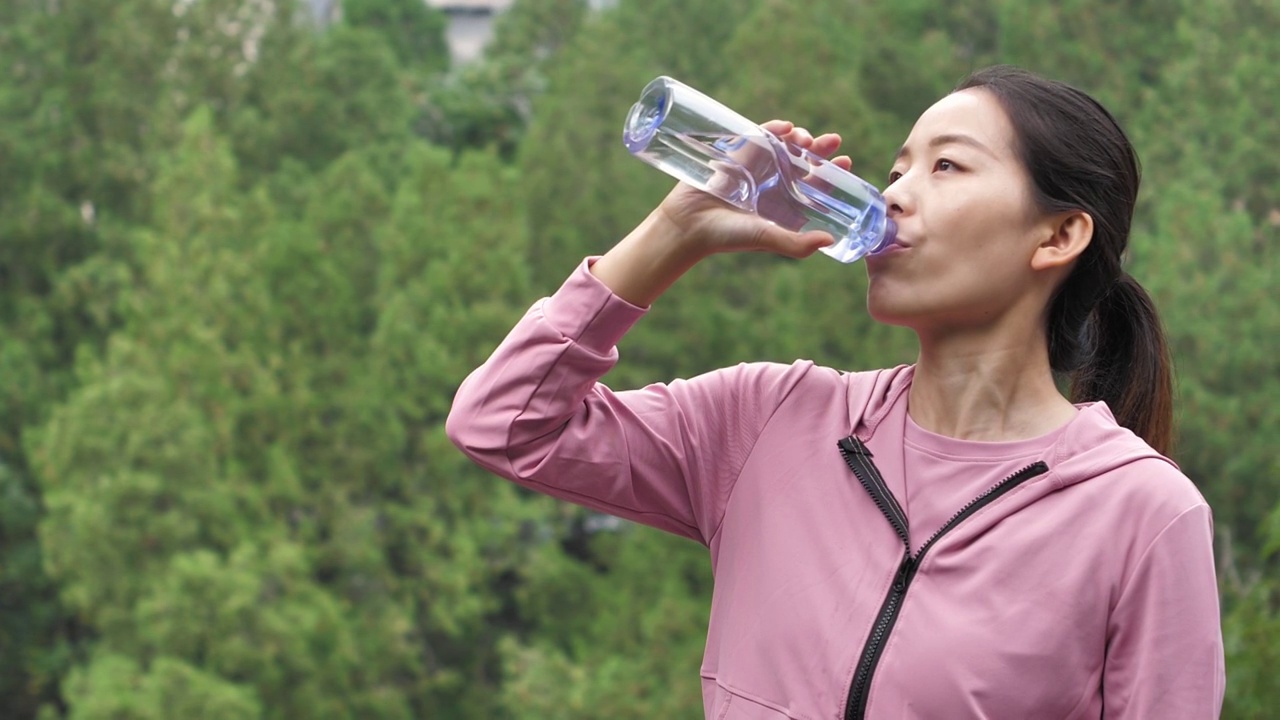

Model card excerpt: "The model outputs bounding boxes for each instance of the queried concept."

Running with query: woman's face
[866,89,1053,334]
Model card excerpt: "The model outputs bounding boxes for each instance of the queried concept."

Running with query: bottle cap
[623,78,671,154]
[872,217,899,254]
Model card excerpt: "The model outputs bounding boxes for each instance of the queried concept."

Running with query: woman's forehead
[901,89,1016,159]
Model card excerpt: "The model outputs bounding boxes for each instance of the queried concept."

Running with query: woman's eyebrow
[894,133,997,162]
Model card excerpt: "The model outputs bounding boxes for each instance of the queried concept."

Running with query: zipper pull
[893,554,913,593]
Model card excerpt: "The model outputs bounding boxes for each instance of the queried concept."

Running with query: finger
[785,126,814,147]
[761,119,794,136]
[759,225,834,259]
[832,155,853,171]
[788,230,836,258]
[810,133,842,158]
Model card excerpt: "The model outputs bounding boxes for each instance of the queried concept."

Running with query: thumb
[761,225,835,258]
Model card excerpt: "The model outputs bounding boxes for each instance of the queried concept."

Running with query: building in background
[306,0,618,67]
[426,0,514,65]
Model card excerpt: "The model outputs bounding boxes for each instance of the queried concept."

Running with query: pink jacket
[446,259,1225,719]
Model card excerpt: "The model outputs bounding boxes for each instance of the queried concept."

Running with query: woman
[447,66,1225,719]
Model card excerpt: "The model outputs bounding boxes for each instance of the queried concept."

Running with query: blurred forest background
[0,0,1276,717]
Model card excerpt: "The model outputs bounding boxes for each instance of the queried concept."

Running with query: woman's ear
[1031,210,1093,271]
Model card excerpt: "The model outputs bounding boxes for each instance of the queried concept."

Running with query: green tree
[497,528,710,718]
[608,0,762,89]
[62,653,262,720]
[32,109,407,718]
[1222,502,1280,718]
[367,142,545,715]
[32,105,553,716]
[515,13,665,287]
[0,0,296,712]
[232,24,413,177]
[419,0,590,156]
[342,0,450,73]
[1124,0,1280,554]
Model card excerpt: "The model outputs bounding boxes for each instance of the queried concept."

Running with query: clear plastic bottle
[623,76,897,263]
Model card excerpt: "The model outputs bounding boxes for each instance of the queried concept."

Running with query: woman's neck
[908,326,1077,442]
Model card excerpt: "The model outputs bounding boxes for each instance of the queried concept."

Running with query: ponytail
[1068,274,1175,456]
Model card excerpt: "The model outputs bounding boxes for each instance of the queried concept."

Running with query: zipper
[837,435,1049,720]
[838,437,909,548]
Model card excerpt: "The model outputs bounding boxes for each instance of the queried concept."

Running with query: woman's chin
[867,285,926,327]
[866,302,922,329]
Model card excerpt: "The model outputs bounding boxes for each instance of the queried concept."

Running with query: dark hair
[955,65,1174,456]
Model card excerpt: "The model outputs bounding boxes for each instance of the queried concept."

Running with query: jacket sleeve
[1103,503,1226,718]
[445,258,810,545]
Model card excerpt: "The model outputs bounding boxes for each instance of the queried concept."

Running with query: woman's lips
[870,232,911,257]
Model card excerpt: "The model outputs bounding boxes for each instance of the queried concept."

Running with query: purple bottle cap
[875,217,899,254]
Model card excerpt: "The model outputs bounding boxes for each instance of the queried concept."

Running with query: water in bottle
[623,76,897,263]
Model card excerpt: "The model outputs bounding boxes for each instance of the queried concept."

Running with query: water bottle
[623,76,897,263]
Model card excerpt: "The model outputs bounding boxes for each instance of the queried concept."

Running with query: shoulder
[704,361,908,402]
[1052,403,1213,553]
[1069,444,1213,564]
[678,359,836,407]
[664,362,913,436]
[1056,403,1208,515]
[1104,455,1211,527]
[701,362,914,434]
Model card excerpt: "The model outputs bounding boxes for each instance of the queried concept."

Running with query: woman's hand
[591,120,852,307]
[654,120,854,260]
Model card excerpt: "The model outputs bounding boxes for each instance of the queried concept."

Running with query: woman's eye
[935,158,957,172]
[887,170,903,184]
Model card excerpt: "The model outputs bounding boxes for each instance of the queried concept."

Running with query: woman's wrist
[589,208,708,307]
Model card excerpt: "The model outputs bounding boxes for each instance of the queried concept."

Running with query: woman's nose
[883,182,909,217]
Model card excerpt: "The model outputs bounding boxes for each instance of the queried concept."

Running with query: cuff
[541,257,648,355]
